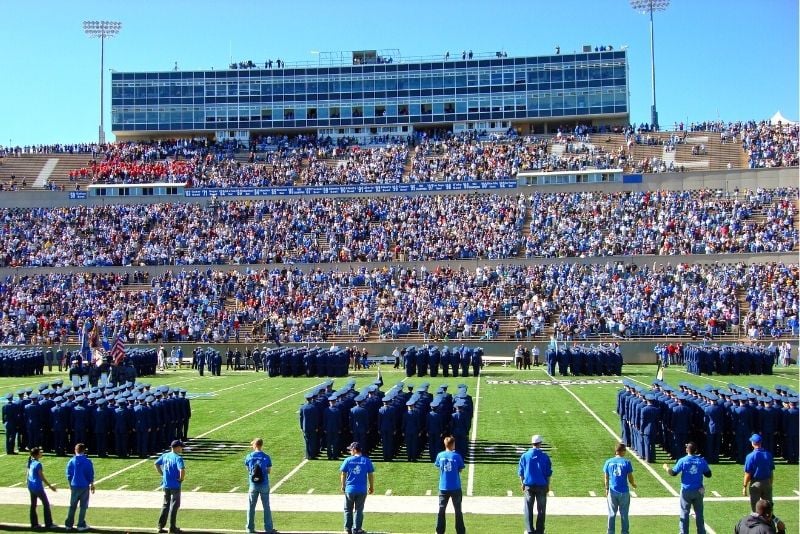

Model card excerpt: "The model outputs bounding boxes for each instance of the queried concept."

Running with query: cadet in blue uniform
[2,392,18,454]
[403,396,422,462]
[350,396,369,455]
[440,348,451,378]
[378,394,396,461]
[114,398,130,458]
[299,392,320,460]
[324,396,341,460]
[427,398,445,462]
[451,400,470,460]
[638,394,660,463]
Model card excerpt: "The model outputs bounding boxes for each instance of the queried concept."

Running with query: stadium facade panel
[111,50,629,140]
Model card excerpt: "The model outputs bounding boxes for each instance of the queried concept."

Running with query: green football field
[0,363,797,533]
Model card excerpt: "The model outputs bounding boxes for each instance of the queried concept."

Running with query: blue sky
[1,0,797,146]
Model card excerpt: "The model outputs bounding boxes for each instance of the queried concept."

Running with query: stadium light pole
[83,20,122,144]
[630,0,669,130]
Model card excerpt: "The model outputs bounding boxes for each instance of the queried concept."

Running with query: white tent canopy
[770,111,797,125]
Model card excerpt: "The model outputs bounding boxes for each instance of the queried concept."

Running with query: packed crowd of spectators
[0,261,794,345]
[0,188,794,267]
[522,187,798,257]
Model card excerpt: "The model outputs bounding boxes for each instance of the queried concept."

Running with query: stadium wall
[2,167,796,209]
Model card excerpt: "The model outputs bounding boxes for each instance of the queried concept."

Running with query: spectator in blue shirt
[244,437,276,534]
[27,447,55,530]
[339,441,375,534]
[603,443,637,534]
[65,443,95,531]
[155,439,186,534]
[518,434,552,534]
[434,436,466,534]
[743,433,775,512]
[663,441,712,534]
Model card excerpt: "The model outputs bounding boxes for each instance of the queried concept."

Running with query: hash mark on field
[154,486,162,492]
[9,482,21,488]
[506,490,513,497]
[306,488,315,494]
[711,491,721,497]
[116,485,128,490]
[385,489,393,496]
[589,491,596,497]
[565,411,570,413]
[192,486,202,492]
[548,490,555,497]
[228,487,239,493]
[519,410,524,414]
[542,410,547,414]
[794,490,800,496]
[630,491,637,498]
[425,490,432,496]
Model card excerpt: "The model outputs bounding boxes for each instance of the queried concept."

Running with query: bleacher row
[1,261,796,346]
[0,187,795,267]
[0,120,797,190]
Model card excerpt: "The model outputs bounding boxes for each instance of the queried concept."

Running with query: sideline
[271,459,309,493]
[466,375,482,496]
[558,382,718,534]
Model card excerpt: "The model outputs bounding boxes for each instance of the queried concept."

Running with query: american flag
[110,334,126,366]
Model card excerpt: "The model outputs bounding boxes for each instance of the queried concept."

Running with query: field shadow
[181,437,250,461]
[469,439,545,464]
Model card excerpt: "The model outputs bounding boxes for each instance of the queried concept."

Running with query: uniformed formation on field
[190,346,354,377]
[401,345,484,377]
[299,379,474,463]
[545,343,624,376]
[617,379,799,465]
[0,347,158,378]
[681,343,777,375]
[2,380,191,458]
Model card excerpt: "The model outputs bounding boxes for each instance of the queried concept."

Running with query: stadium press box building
[111,48,629,142]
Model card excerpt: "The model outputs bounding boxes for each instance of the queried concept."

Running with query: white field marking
[466,376,482,497]
[496,411,501,414]
[548,490,555,497]
[96,381,322,486]
[191,486,201,492]
[542,411,547,413]
[425,490,432,496]
[385,489,393,496]
[794,490,800,496]
[558,383,678,497]
[507,490,513,497]
[116,485,128,490]
[153,486,162,491]
[711,491,721,497]
[630,490,638,498]
[519,410,524,413]
[672,369,730,385]
[306,488,315,494]
[270,458,309,493]
[9,482,22,488]
[589,490,597,497]
[228,487,239,493]
[565,411,570,413]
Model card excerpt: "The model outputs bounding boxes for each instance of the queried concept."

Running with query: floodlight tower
[630,0,669,130]
[83,20,122,144]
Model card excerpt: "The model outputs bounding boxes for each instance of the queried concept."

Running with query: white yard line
[466,376,482,497]
[228,487,239,493]
[270,459,309,493]
[559,383,718,534]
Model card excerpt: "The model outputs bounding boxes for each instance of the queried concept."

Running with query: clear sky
[1,0,797,146]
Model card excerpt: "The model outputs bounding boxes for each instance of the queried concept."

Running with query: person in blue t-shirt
[603,443,637,534]
[65,443,95,531]
[518,434,553,534]
[27,447,56,530]
[244,437,276,534]
[434,436,466,534]
[155,439,186,534]
[339,441,375,534]
[742,433,775,512]
[663,441,712,534]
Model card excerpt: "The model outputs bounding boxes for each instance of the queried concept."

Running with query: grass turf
[0,363,797,533]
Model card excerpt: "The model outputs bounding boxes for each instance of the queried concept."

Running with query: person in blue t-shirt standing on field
[663,441,712,534]
[244,437,276,534]
[742,433,775,512]
[65,443,95,532]
[518,434,552,534]
[434,435,466,534]
[603,442,636,534]
[155,439,186,534]
[27,447,56,530]
[339,441,375,534]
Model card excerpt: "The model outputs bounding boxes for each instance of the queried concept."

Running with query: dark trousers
[436,489,465,534]
[523,484,548,534]
[158,488,181,531]
[29,489,53,528]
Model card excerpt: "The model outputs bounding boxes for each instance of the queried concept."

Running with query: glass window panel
[551,69,563,83]
[491,72,503,85]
